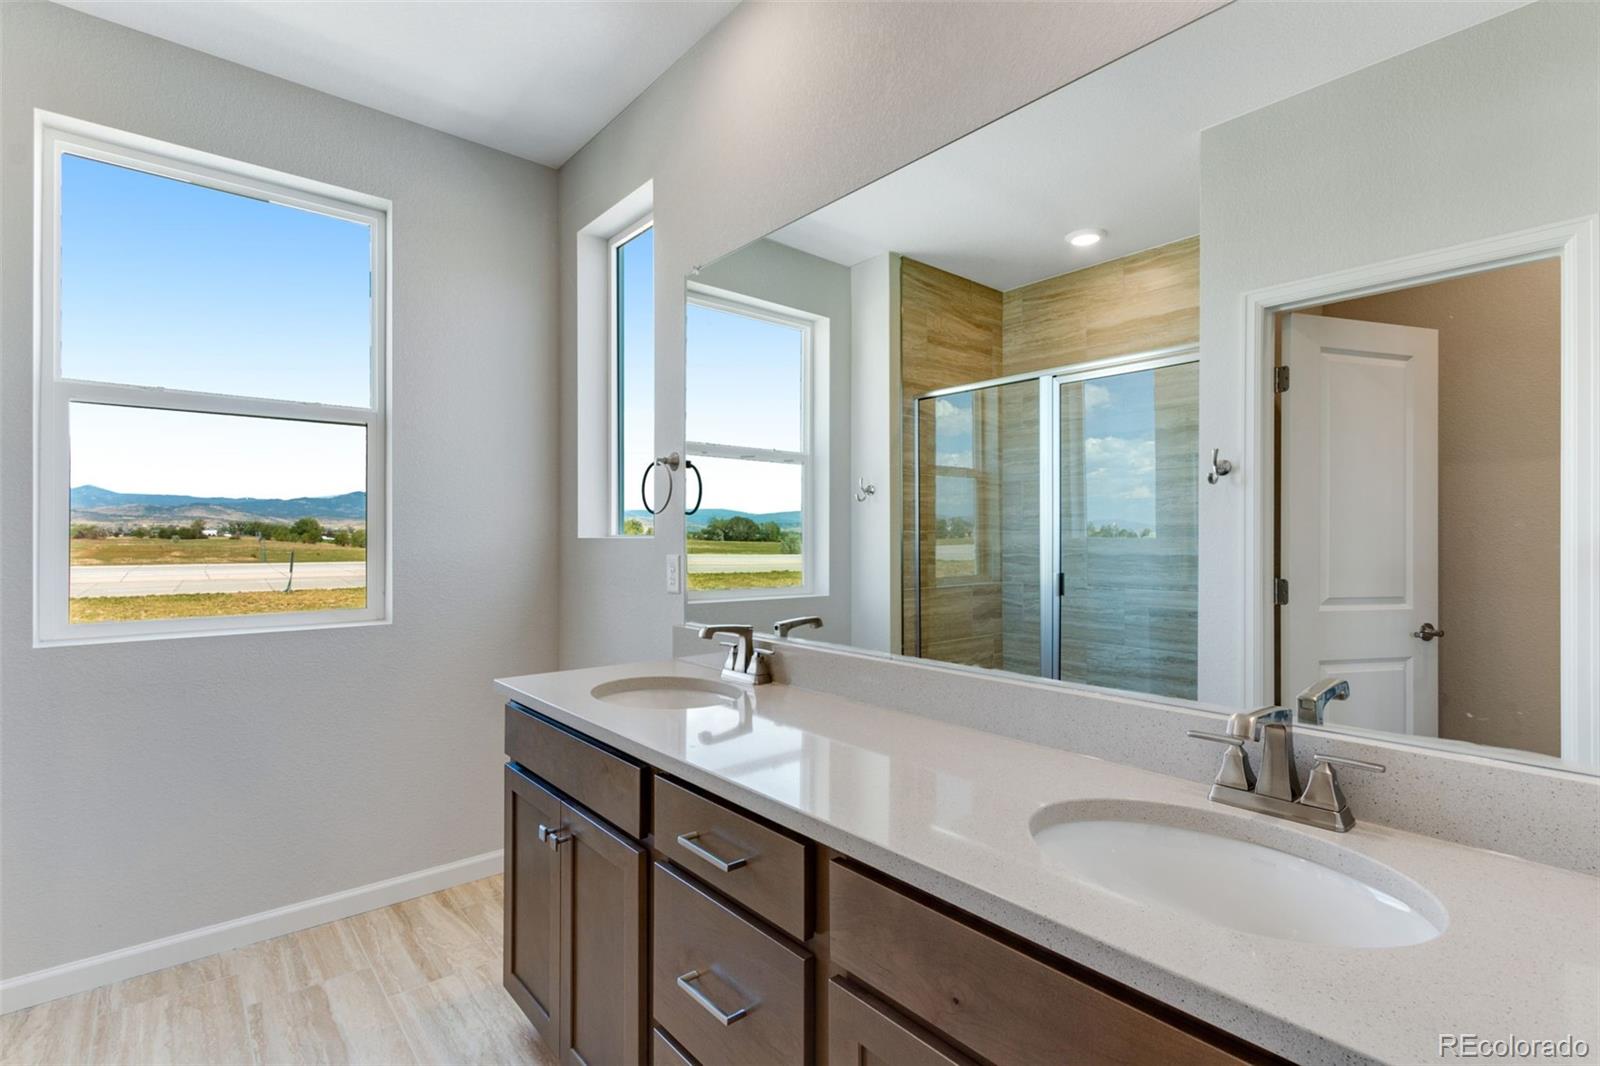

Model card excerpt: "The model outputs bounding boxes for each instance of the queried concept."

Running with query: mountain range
[70,485,366,525]
[624,507,802,531]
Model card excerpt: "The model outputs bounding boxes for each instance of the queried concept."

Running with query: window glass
[616,225,655,534]
[68,404,367,624]
[686,302,803,451]
[684,455,802,593]
[59,154,372,407]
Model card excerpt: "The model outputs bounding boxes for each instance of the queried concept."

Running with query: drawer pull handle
[537,823,571,850]
[676,969,751,1025]
[676,831,749,872]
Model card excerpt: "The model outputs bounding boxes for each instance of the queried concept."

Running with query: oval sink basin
[590,675,747,710]
[1030,801,1444,948]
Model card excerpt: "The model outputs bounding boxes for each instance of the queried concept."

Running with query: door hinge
[1057,572,1065,597]
[1274,366,1290,393]
[1272,578,1289,606]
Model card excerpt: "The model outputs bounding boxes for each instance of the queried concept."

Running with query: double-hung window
[684,287,817,598]
[35,114,389,644]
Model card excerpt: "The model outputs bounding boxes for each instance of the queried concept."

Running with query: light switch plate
[665,553,681,594]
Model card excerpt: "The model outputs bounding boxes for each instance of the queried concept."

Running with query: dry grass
[70,587,367,623]
[685,540,788,555]
[71,536,366,566]
[686,570,804,591]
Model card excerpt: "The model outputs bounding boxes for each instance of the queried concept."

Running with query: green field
[69,587,366,623]
[685,540,787,555]
[71,537,366,566]
[686,571,803,591]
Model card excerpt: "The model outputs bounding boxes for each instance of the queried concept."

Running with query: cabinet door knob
[537,823,571,850]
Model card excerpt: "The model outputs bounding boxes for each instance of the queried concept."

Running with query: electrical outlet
[665,553,681,594]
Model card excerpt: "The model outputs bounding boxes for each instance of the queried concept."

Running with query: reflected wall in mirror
[683,0,1600,773]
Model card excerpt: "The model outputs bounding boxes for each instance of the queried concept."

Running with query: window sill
[35,610,390,649]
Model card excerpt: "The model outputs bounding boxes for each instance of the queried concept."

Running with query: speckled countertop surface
[496,661,1600,1065]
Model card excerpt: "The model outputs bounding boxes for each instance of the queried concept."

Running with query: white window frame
[609,214,654,536]
[33,112,392,646]
[685,285,820,602]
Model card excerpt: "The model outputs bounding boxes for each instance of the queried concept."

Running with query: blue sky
[684,300,804,515]
[1080,371,1158,529]
[617,226,655,522]
[62,153,370,499]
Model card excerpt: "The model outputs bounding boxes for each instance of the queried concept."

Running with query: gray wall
[687,238,853,638]
[555,0,1221,668]
[0,3,560,978]
[1196,0,1600,706]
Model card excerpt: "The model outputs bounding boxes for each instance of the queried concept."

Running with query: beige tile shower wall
[899,241,1202,668]
[1320,259,1561,756]
[1001,236,1199,374]
[899,258,1003,658]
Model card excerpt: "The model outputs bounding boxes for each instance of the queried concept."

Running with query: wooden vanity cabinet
[503,704,648,1065]
[503,700,1280,1066]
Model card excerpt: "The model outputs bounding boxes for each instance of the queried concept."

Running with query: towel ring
[640,454,679,516]
[685,459,703,516]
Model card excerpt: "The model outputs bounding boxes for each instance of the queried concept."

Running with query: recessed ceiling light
[1066,228,1106,248]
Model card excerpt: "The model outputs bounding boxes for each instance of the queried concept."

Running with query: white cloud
[1083,383,1111,411]
[1081,435,1157,526]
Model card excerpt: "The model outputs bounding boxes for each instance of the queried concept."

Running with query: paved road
[70,561,366,597]
[686,553,801,574]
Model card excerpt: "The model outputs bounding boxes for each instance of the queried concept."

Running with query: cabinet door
[503,765,563,1051]
[558,798,647,1066]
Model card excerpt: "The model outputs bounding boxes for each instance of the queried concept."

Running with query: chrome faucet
[772,615,823,639]
[1297,677,1351,724]
[694,623,773,685]
[1187,681,1383,831]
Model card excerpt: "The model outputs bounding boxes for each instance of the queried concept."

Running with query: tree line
[71,518,366,547]
[688,515,801,553]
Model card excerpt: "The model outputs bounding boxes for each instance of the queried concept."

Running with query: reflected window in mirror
[685,288,816,598]
[613,219,654,536]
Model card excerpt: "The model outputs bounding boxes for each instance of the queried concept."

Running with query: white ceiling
[769,1,1527,291]
[56,0,737,167]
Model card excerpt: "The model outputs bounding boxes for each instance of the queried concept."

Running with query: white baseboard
[0,849,504,1015]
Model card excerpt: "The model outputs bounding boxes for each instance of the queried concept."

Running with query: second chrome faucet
[1188,679,1384,832]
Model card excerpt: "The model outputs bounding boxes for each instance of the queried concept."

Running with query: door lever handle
[1411,622,1444,642]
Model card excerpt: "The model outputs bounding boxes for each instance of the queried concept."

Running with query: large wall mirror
[677,0,1600,774]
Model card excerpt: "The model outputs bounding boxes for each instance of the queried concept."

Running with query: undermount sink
[590,675,747,710]
[1030,800,1444,948]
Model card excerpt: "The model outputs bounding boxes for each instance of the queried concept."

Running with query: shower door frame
[912,343,1200,679]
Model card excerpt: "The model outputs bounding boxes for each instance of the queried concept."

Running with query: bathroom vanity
[495,661,1599,1066]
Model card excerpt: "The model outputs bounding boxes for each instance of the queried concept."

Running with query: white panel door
[1282,313,1439,736]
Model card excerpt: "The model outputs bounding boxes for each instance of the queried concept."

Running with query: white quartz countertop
[495,660,1600,1065]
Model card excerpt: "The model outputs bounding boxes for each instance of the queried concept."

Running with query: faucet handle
[1299,754,1385,814]
[1313,754,1385,774]
[1187,730,1256,791]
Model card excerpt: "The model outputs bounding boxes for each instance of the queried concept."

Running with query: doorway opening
[1272,257,1561,756]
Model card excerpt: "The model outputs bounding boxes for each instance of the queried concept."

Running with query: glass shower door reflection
[914,379,1041,674]
[1057,362,1199,698]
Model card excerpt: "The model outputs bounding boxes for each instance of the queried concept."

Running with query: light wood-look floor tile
[0,876,553,1066]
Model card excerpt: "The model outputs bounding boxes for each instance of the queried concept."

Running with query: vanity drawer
[828,976,977,1066]
[651,861,812,1066]
[651,1027,698,1066]
[504,702,644,838]
[653,775,811,940]
[829,860,1265,1065]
